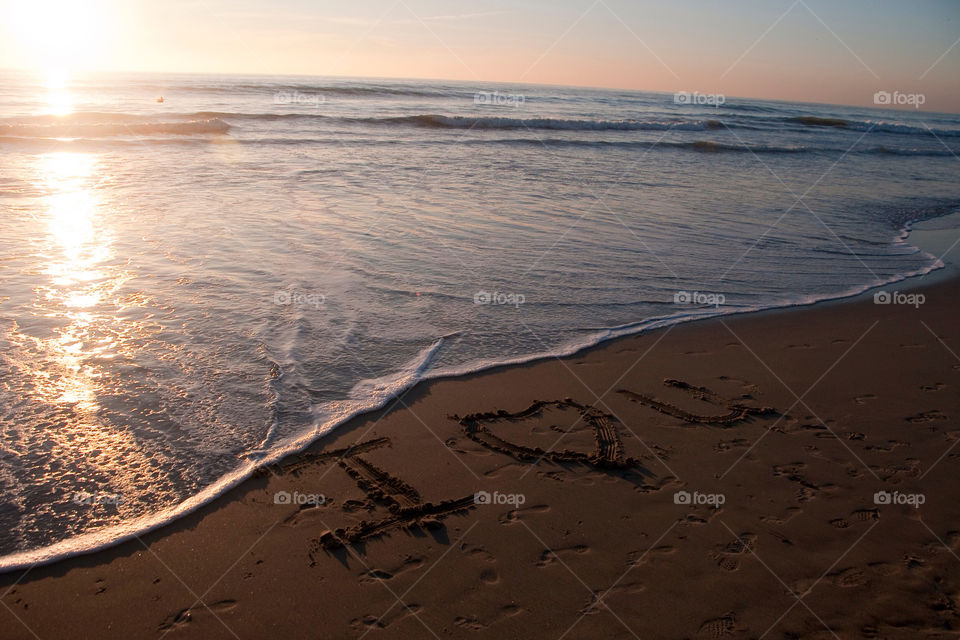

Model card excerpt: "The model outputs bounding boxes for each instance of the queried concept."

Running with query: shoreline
[1,229,958,637]
[0,214,957,575]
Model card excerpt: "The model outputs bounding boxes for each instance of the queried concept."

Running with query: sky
[1,0,958,112]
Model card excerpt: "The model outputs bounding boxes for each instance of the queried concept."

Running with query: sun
[3,0,112,79]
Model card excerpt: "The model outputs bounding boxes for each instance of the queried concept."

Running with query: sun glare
[5,0,111,77]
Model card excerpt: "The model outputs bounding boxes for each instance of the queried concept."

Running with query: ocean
[0,70,958,570]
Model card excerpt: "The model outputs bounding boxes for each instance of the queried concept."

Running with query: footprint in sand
[713,533,757,572]
[793,566,867,593]
[158,600,238,632]
[454,604,525,631]
[696,612,739,638]
[459,543,500,584]
[460,543,496,564]
[626,544,677,568]
[454,615,485,631]
[351,604,424,632]
[865,439,909,454]
[922,530,960,556]
[715,438,750,452]
[579,582,646,616]
[761,507,802,526]
[829,567,869,588]
[764,528,794,546]
[359,555,426,584]
[499,504,550,525]
[479,568,499,584]
[681,505,724,526]
[907,410,948,424]
[772,462,806,477]
[537,470,567,483]
[536,544,590,568]
[830,508,879,529]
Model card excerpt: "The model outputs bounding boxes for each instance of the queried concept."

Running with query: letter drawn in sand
[450,379,777,466]
[452,399,640,469]
[267,437,476,558]
[616,379,776,426]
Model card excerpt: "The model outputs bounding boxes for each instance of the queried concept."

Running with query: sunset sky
[1,0,958,111]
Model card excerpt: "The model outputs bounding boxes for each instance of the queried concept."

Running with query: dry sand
[1,274,958,639]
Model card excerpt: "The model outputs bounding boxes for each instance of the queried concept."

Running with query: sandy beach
[1,268,957,639]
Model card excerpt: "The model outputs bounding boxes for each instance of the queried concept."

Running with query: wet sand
[1,273,959,639]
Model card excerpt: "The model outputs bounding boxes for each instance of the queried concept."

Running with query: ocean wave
[431,137,955,157]
[3,133,956,157]
[0,118,230,138]
[359,114,725,131]
[190,112,728,131]
[789,115,960,137]
[475,138,811,153]
[15,110,958,140]
[791,116,849,127]
[0,111,725,132]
